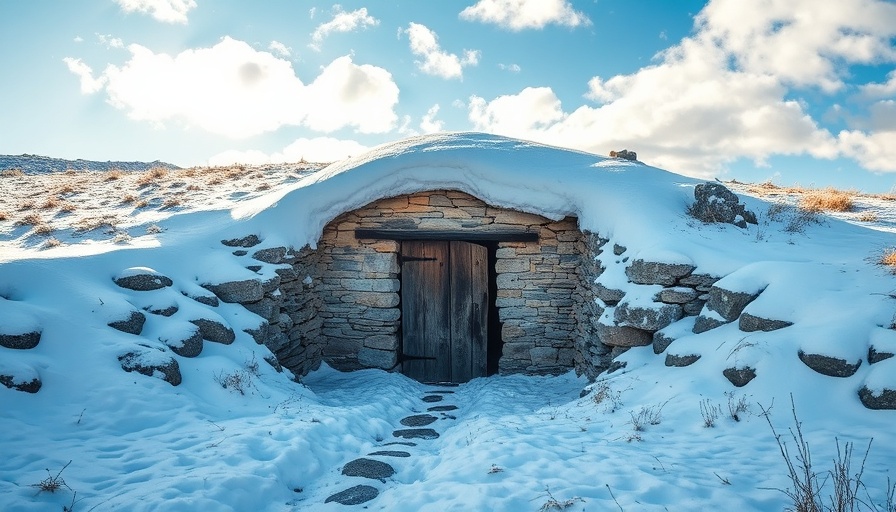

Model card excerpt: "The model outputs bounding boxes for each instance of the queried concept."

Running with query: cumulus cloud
[468,0,896,176]
[62,58,107,94]
[310,6,379,51]
[97,34,124,49]
[406,23,480,80]
[498,63,521,73]
[268,41,292,58]
[420,104,444,133]
[114,0,196,24]
[64,37,398,138]
[208,137,369,166]
[459,0,590,30]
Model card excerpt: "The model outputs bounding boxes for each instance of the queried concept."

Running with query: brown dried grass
[1,169,25,177]
[881,249,896,269]
[0,210,9,221]
[17,213,42,226]
[136,167,168,186]
[32,223,54,235]
[105,169,124,181]
[798,187,855,213]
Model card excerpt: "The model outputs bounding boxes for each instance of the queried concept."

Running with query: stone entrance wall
[315,190,586,376]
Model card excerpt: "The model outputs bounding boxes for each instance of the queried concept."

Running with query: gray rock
[108,311,146,335]
[652,331,675,354]
[868,346,894,364]
[594,283,626,305]
[325,485,379,505]
[595,323,653,347]
[665,353,701,367]
[368,450,411,458]
[705,286,763,322]
[693,315,728,334]
[683,299,706,316]
[606,360,627,374]
[393,428,439,440]
[655,288,700,304]
[146,304,178,317]
[421,395,443,403]
[690,182,758,227]
[798,351,861,377]
[0,373,41,393]
[626,260,696,286]
[400,414,437,427]
[358,347,397,369]
[189,318,235,344]
[723,367,756,387]
[221,234,261,248]
[613,244,627,255]
[201,279,264,304]
[0,330,41,350]
[858,386,896,410]
[739,312,792,332]
[341,458,395,481]
[113,270,173,291]
[183,291,219,307]
[159,327,203,358]
[428,405,458,412]
[614,302,683,332]
[252,246,287,264]
[118,347,181,386]
[243,322,269,345]
[678,273,720,291]
[242,298,278,322]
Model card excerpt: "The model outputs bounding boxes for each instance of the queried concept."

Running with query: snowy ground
[2,133,896,511]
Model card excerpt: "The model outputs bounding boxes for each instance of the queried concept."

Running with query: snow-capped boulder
[252,246,287,264]
[689,182,757,228]
[157,322,204,358]
[0,304,42,349]
[625,259,696,286]
[723,367,756,387]
[0,361,41,393]
[859,359,896,409]
[797,350,862,378]
[118,345,182,386]
[113,267,173,291]
[107,310,146,335]
[705,285,763,322]
[738,312,792,332]
[201,279,264,304]
[595,324,652,348]
[665,353,700,367]
[221,234,261,248]
[594,283,625,306]
[868,327,896,364]
[189,318,235,344]
[614,301,683,332]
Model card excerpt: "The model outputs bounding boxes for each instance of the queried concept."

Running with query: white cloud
[467,0,896,176]
[420,104,444,133]
[62,58,107,94]
[73,36,84,43]
[268,41,292,58]
[208,137,369,166]
[310,6,379,51]
[114,0,196,24]
[406,23,480,80]
[459,0,590,30]
[65,37,398,138]
[498,63,521,73]
[695,0,896,92]
[97,34,124,49]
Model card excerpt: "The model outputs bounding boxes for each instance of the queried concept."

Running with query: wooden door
[400,241,488,383]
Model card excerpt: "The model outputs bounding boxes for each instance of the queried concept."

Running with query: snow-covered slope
[1,133,895,511]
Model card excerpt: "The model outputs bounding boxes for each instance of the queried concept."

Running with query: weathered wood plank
[400,241,427,381]
[450,241,474,383]
[423,242,451,382]
[357,229,537,242]
[470,243,489,379]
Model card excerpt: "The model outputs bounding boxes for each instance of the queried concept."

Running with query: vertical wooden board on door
[469,242,489,379]
[423,241,451,383]
[449,241,474,382]
[399,241,427,381]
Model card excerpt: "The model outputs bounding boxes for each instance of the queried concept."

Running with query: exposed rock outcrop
[689,182,757,228]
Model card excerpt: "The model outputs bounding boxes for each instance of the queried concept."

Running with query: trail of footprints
[324,390,459,506]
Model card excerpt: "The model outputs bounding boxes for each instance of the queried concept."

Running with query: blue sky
[2,0,896,192]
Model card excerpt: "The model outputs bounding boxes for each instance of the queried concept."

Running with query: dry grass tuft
[122,194,138,204]
[161,196,182,209]
[43,237,62,249]
[17,213,43,226]
[19,200,35,211]
[41,197,59,209]
[136,167,168,186]
[798,188,855,213]
[256,183,271,191]
[56,183,77,195]
[1,169,25,177]
[857,211,879,222]
[105,169,124,181]
[0,210,9,221]
[32,223,54,235]
[880,248,896,270]
[59,202,77,213]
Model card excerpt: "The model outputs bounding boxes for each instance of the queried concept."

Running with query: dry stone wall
[317,190,585,376]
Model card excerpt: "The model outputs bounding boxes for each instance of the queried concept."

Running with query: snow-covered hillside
[0,154,180,175]
[1,133,895,511]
